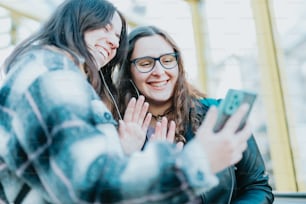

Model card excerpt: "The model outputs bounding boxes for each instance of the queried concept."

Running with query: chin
[151,96,171,103]
[99,63,108,69]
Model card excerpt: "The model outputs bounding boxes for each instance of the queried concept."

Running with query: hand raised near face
[118,95,152,155]
[195,104,252,173]
[150,117,184,151]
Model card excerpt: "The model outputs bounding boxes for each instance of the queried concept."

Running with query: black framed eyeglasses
[130,52,179,73]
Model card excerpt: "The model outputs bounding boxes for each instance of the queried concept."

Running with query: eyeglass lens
[134,53,177,73]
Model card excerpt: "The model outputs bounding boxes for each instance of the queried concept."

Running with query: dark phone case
[213,89,257,132]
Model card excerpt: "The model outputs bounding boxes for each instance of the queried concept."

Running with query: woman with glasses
[116,25,274,203]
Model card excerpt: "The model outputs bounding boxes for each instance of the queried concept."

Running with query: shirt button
[104,112,112,120]
[196,170,204,181]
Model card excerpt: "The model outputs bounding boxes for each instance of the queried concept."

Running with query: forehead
[132,35,174,58]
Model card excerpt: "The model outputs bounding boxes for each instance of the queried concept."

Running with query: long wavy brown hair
[116,25,206,143]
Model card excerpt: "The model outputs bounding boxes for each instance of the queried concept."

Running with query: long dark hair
[116,26,206,143]
[4,0,127,106]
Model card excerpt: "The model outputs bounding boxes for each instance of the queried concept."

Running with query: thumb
[197,106,218,136]
[176,142,184,151]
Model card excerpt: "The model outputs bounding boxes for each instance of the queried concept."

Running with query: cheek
[132,74,145,87]
[84,33,93,47]
[168,68,179,82]
[173,71,179,81]
[131,71,146,88]
[111,50,117,59]
[131,68,140,82]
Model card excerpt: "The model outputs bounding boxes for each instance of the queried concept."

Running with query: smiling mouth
[95,45,110,58]
[98,49,108,58]
[149,80,168,87]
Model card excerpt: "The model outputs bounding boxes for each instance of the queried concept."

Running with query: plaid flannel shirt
[0,47,217,204]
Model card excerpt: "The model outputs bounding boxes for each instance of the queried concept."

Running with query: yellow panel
[0,0,49,21]
[185,0,207,93]
[251,0,297,191]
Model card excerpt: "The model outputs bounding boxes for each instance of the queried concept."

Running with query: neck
[151,109,173,122]
[149,102,173,122]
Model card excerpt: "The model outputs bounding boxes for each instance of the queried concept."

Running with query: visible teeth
[99,49,108,58]
[151,81,167,87]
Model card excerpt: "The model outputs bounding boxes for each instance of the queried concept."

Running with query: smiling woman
[129,34,179,110]
[84,18,121,69]
[116,25,274,203]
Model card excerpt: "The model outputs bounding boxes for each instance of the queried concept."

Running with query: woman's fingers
[124,95,150,126]
[150,120,177,144]
[166,120,176,143]
[123,95,149,128]
[233,123,251,155]
[160,117,168,140]
[138,101,149,124]
[176,142,184,151]
[123,97,136,122]
[195,103,254,173]
[151,121,161,141]
[221,103,249,133]
[118,120,126,138]
[142,113,152,132]
[132,95,145,122]
[198,106,218,135]
[200,103,249,138]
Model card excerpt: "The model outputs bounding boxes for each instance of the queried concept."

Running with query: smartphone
[213,89,257,133]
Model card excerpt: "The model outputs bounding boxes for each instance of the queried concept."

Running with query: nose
[151,60,165,75]
[107,34,119,49]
